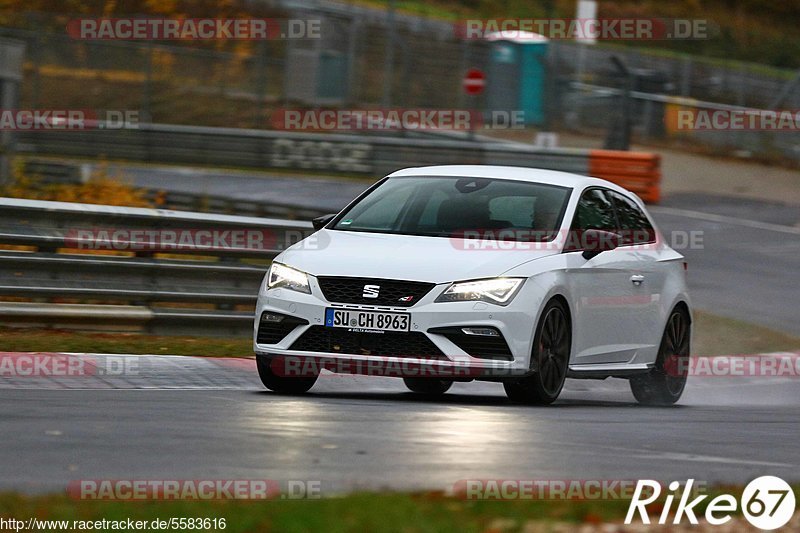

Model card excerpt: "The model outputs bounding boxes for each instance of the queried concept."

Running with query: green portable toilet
[485,31,549,126]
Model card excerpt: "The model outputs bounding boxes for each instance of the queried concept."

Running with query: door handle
[630,275,645,286]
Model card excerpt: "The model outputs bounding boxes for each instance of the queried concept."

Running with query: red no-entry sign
[463,68,486,96]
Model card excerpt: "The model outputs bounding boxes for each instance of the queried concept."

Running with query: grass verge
[2,485,797,532]
[0,490,688,533]
[0,328,252,357]
[692,310,800,356]
[0,310,797,358]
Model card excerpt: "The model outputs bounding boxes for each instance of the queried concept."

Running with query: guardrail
[15,122,662,202]
[0,197,314,336]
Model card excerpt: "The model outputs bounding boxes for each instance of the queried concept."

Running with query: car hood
[277,229,559,284]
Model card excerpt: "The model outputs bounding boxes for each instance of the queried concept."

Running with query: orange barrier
[588,150,662,203]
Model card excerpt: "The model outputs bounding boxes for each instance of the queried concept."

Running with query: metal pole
[31,34,40,109]
[680,57,692,97]
[141,42,152,123]
[381,0,395,107]
[0,38,25,186]
[543,0,555,130]
[346,17,359,104]
[604,55,632,150]
[254,41,267,129]
[458,39,467,110]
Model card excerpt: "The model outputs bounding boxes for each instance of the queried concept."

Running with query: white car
[254,165,691,405]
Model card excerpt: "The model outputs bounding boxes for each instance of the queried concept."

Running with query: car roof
[386,165,630,196]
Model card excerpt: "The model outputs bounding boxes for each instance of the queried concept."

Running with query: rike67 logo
[626,476,796,530]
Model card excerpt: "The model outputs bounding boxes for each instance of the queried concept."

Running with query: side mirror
[312,213,337,231]
[581,229,621,260]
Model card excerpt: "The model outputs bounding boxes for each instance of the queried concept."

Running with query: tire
[403,377,453,395]
[629,307,691,406]
[504,299,571,405]
[256,354,318,394]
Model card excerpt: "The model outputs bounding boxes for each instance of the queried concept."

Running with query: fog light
[261,313,285,323]
[461,327,500,337]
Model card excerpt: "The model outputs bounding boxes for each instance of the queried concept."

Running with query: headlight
[436,277,525,305]
[267,263,311,294]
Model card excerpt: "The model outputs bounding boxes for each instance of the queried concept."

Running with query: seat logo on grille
[362,284,380,298]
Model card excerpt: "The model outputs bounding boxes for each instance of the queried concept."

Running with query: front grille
[290,326,447,359]
[316,277,435,307]
[428,327,513,360]
[256,312,309,344]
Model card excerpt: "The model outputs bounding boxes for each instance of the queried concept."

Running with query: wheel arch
[549,294,574,364]
[549,294,572,328]
[672,300,692,322]
[669,300,693,354]
[529,292,573,369]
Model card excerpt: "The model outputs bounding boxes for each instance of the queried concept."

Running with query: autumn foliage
[1,161,154,208]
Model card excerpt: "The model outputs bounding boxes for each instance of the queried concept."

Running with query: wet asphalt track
[1,354,799,494]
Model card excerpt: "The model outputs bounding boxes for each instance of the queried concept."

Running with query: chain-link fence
[1,6,799,160]
[550,41,800,109]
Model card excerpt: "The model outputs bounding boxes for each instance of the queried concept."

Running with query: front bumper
[253,278,543,378]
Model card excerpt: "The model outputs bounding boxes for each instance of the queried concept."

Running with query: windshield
[332,176,571,241]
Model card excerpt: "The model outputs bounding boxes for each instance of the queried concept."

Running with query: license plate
[325,308,410,332]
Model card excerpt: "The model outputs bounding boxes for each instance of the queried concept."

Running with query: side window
[571,189,617,232]
[609,191,656,245]
[566,188,617,251]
